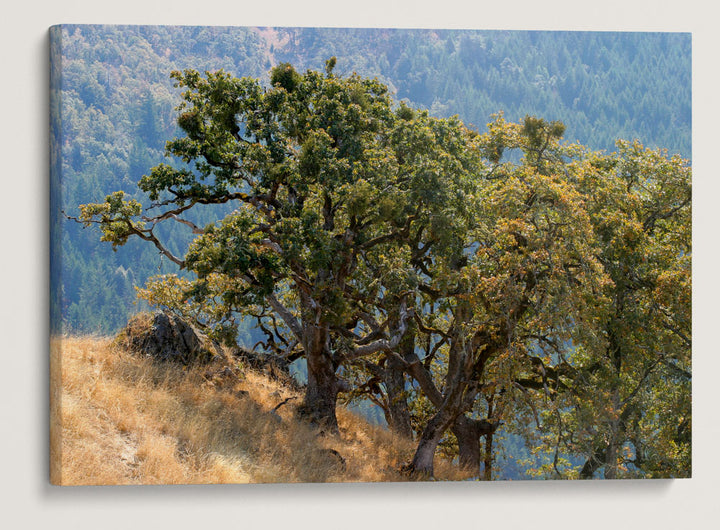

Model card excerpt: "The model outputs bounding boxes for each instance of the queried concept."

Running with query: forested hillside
[51,25,691,336]
[51,25,691,482]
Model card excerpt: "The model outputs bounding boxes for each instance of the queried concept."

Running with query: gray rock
[124,311,212,365]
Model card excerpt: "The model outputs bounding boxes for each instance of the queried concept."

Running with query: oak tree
[77,63,691,480]
[79,62,480,434]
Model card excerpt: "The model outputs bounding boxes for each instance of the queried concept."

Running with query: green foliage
[136,274,242,345]
[55,26,691,479]
[54,26,690,338]
[510,139,692,479]
[270,62,302,91]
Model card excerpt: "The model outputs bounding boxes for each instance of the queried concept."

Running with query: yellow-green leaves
[78,191,143,247]
[76,62,691,474]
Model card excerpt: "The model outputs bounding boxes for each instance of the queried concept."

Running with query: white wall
[2,1,718,528]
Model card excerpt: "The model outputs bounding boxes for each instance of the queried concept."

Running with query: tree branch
[129,223,186,267]
[265,293,303,343]
[343,300,411,361]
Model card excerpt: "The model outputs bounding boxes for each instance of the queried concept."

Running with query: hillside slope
[50,336,467,485]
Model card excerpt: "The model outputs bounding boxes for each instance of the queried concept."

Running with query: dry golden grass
[50,336,469,485]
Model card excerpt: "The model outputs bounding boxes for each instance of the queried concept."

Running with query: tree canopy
[77,61,691,479]
[51,26,691,338]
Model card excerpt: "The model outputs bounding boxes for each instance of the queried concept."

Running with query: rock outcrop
[122,311,214,364]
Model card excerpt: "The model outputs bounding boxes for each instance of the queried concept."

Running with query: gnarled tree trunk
[453,416,480,473]
[298,322,341,433]
[410,410,457,477]
[385,353,413,439]
[302,352,340,433]
[384,327,417,439]
[453,415,499,475]
[483,428,494,481]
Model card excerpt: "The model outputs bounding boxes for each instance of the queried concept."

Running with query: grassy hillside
[50,336,468,485]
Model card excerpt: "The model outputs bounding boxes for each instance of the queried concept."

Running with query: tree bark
[385,354,413,439]
[580,446,607,479]
[383,325,417,439]
[302,350,340,433]
[406,314,485,478]
[483,429,494,481]
[298,322,340,433]
[452,415,498,474]
[453,416,480,472]
[410,410,456,478]
[604,394,620,479]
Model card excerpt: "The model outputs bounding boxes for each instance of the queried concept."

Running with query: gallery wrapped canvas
[50,25,691,484]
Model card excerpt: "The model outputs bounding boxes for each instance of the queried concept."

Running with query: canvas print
[50,25,691,484]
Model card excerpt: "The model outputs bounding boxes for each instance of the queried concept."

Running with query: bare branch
[272,396,297,413]
[143,200,197,220]
[128,222,186,267]
[512,381,541,429]
[265,293,303,343]
[166,214,204,234]
[359,214,417,250]
[343,300,411,361]
[260,239,283,254]
[413,312,452,340]
[403,352,444,408]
